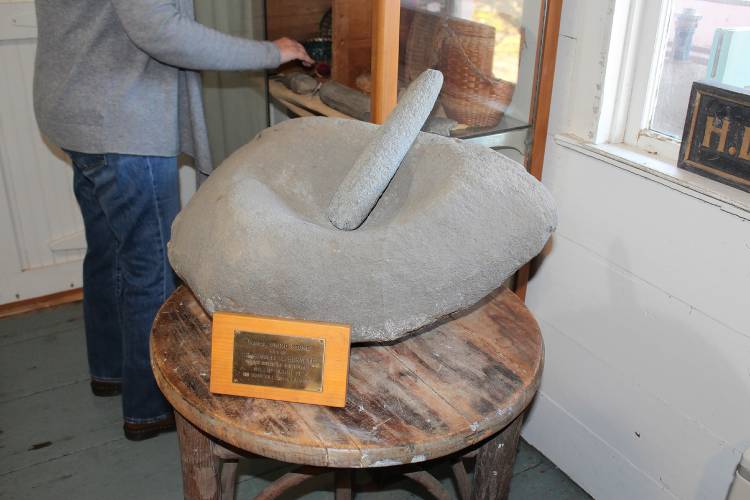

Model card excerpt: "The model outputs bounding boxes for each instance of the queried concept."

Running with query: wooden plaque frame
[210,312,351,407]
[678,80,750,193]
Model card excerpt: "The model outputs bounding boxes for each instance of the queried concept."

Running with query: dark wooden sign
[679,81,750,193]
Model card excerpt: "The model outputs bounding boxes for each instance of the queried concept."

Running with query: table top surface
[151,286,543,468]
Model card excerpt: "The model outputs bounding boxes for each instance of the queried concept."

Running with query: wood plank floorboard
[0,432,182,500]
[0,325,89,403]
[0,303,82,347]
[0,301,592,500]
[0,379,121,475]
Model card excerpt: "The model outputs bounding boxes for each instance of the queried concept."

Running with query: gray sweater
[33,0,281,175]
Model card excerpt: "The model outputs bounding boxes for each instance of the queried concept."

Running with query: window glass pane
[650,0,750,138]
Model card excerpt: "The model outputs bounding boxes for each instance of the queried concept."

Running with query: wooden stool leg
[404,471,452,500]
[470,415,524,500]
[175,411,221,500]
[335,469,353,500]
[452,456,472,500]
[220,459,239,500]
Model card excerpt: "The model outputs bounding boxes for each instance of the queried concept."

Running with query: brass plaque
[232,331,325,392]
[211,311,350,407]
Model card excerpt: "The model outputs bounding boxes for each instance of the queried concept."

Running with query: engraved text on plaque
[232,331,325,392]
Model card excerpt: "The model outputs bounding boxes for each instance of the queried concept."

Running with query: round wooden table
[151,286,543,500]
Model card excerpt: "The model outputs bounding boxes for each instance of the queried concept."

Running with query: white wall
[522,1,750,499]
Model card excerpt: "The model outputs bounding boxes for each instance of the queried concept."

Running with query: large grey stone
[168,117,557,343]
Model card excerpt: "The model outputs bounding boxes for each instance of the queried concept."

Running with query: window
[621,0,750,159]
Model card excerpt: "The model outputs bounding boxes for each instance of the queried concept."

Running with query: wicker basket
[401,9,518,128]
[402,10,445,82]
[319,8,332,39]
[439,19,515,127]
[440,78,515,127]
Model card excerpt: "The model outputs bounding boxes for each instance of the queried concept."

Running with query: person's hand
[273,37,314,66]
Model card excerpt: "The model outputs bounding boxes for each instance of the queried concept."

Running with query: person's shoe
[90,379,122,397]
[123,414,175,441]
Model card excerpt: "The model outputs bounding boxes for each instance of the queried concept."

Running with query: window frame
[615,0,750,160]
[619,0,682,160]
[555,0,750,213]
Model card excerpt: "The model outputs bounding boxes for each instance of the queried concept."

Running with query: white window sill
[554,134,750,219]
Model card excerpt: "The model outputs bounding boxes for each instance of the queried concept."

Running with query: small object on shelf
[319,81,372,121]
[356,72,372,94]
[422,116,457,136]
[303,37,332,63]
[678,80,750,193]
[314,62,331,79]
[673,8,701,61]
[279,73,320,95]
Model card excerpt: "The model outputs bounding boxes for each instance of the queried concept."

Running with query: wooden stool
[151,286,543,500]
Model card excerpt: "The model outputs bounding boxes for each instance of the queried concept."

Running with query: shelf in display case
[450,114,530,140]
[270,78,531,157]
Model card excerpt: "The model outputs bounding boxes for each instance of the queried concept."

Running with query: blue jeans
[67,151,179,424]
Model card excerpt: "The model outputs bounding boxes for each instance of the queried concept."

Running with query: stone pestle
[327,69,444,230]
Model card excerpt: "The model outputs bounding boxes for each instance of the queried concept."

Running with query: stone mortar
[169,116,557,343]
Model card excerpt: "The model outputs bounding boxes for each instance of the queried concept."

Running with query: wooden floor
[0,302,592,500]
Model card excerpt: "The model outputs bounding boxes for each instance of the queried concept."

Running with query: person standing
[33,0,312,441]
